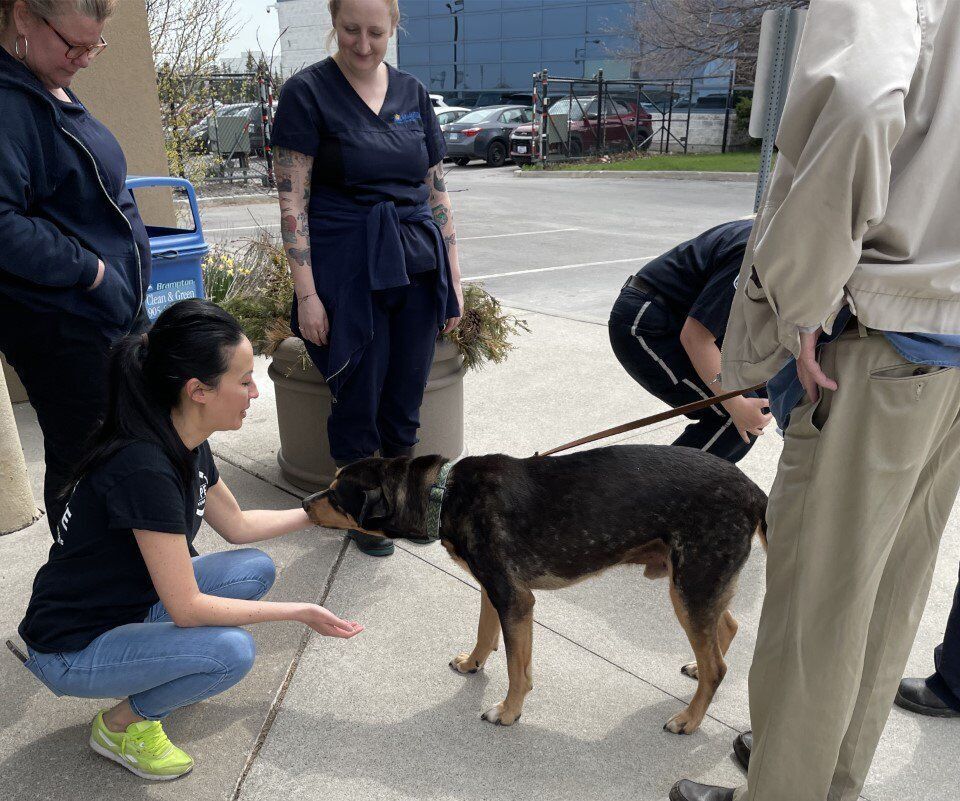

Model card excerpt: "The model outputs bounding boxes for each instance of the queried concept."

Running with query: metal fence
[162,71,277,190]
[526,69,750,167]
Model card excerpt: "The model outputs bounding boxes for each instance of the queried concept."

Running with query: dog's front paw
[481,702,520,726]
[680,661,698,680]
[449,652,484,674]
[663,707,702,735]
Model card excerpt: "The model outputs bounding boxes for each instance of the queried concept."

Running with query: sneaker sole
[89,735,193,781]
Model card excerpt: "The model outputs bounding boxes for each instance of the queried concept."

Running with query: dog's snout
[302,488,330,511]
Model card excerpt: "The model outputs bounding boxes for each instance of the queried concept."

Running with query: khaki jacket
[721,0,960,389]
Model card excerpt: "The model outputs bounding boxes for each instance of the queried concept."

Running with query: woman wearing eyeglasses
[0,0,150,538]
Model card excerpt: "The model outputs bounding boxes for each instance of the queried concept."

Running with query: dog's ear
[357,486,390,528]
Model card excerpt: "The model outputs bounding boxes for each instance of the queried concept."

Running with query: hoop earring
[14,35,28,60]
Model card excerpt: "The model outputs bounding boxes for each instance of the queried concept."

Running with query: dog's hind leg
[665,582,726,735]
[481,589,535,726]
[681,608,739,680]
[451,588,501,674]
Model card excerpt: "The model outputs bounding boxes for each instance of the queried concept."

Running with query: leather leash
[537,383,767,457]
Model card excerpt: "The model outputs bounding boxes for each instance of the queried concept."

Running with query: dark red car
[510,96,653,164]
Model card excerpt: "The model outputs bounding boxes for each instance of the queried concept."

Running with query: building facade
[397,0,635,98]
[276,0,398,77]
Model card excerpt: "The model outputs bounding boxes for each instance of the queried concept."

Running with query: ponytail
[67,299,244,493]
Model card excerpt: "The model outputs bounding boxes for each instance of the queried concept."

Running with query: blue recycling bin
[125,176,208,322]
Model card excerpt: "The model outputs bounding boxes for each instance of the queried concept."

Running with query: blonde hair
[326,0,399,47]
[1,0,118,30]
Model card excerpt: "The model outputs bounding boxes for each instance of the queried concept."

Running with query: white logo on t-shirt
[196,470,208,518]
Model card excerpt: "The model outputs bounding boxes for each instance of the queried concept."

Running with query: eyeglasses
[41,16,107,60]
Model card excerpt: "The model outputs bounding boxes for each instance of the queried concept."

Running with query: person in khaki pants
[671,1,960,800]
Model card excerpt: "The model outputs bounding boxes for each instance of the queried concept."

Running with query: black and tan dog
[303,444,766,734]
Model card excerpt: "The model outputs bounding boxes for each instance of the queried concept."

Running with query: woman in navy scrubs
[271,0,462,557]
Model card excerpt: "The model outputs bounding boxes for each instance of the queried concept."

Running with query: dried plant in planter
[207,229,527,372]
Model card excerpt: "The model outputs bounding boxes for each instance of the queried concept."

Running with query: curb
[182,193,279,208]
[513,169,758,183]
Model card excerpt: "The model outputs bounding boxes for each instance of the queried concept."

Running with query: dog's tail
[752,489,768,552]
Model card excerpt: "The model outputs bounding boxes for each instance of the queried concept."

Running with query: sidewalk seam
[231,535,349,801]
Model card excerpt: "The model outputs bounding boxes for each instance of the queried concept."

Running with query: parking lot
[199,165,756,323]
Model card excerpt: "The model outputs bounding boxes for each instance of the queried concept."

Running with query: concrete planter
[268,336,465,491]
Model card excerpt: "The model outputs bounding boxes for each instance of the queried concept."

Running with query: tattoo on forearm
[281,214,298,244]
[296,211,309,237]
[432,203,449,227]
[287,247,310,266]
[275,148,295,167]
[432,168,446,192]
[444,232,457,248]
[276,176,293,192]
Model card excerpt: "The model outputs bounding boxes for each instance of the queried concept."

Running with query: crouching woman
[15,299,362,781]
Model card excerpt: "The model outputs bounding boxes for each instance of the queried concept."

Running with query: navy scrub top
[636,219,753,346]
[271,58,459,395]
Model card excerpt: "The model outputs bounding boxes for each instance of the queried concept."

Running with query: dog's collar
[423,460,454,543]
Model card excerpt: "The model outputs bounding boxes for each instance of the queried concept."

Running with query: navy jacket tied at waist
[297,193,460,398]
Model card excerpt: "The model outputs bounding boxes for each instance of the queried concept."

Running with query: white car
[435,106,470,126]
[429,93,449,108]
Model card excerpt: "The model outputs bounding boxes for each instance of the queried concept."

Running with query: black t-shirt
[56,92,152,292]
[19,440,219,654]
[636,219,753,343]
[271,57,446,273]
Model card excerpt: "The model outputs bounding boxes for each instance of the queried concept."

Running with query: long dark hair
[67,299,245,492]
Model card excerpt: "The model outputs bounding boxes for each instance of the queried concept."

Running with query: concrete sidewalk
[2,310,957,800]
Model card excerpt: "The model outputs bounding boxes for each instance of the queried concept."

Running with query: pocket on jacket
[86,259,137,325]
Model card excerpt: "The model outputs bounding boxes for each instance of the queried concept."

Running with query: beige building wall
[73,0,174,226]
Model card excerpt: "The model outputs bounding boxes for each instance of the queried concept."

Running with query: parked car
[429,93,449,108]
[188,103,266,157]
[435,106,470,126]
[509,96,653,164]
[442,105,535,167]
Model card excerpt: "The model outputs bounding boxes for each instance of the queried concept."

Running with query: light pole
[445,0,464,92]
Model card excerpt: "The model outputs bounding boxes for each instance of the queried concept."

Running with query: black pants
[928,563,960,711]
[303,272,440,464]
[608,286,755,464]
[0,309,126,537]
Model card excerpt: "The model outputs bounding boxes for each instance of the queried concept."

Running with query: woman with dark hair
[15,299,363,781]
[0,0,152,535]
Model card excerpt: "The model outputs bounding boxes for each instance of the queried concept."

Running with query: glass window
[463,12,500,39]
[430,43,454,63]
[501,10,541,39]
[428,65,453,91]
[465,41,500,62]
[406,64,432,87]
[456,107,500,125]
[540,36,581,61]
[542,5,587,37]
[522,108,535,122]
[587,2,631,34]
[401,18,430,44]
[501,61,542,90]
[469,0,501,11]
[401,1,430,18]
[499,108,523,123]
[543,60,582,80]
[501,38,540,61]
[545,96,593,121]
[429,16,453,43]
[398,43,430,66]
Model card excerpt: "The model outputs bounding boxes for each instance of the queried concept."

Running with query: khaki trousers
[734,330,960,801]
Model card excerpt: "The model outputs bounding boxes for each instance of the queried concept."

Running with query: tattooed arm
[426,163,463,334]
[274,147,328,346]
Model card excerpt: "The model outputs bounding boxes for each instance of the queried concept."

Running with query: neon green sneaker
[89,711,194,780]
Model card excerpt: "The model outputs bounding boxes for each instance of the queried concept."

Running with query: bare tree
[616,0,808,82]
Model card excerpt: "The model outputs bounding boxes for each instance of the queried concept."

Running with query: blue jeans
[24,548,276,720]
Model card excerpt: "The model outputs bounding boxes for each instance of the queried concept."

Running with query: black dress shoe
[895,678,960,718]
[733,730,753,770]
[669,780,735,801]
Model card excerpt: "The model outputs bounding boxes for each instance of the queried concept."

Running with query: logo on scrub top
[393,111,422,125]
